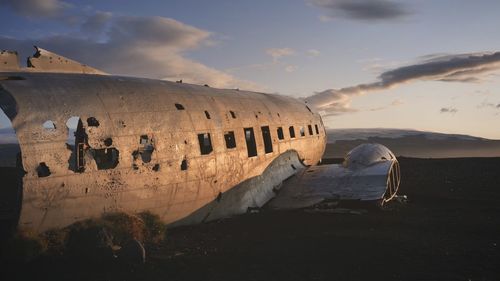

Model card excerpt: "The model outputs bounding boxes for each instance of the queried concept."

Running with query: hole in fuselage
[87,117,100,127]
[42,120,56,130]
[36,162,51,177]
[66,116,86,172]
[132,135,155,165]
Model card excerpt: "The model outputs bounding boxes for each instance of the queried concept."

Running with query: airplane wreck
[0,47,400,233]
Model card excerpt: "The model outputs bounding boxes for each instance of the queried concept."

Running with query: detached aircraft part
[268,144,401,210]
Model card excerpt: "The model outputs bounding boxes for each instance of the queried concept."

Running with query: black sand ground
[2,157,500,281]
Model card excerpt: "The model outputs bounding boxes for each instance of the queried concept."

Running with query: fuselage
[0,72,326,232]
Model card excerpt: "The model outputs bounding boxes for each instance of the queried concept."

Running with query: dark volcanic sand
[2,157,500,281]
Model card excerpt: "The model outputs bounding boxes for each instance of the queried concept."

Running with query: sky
[0,0,500,139]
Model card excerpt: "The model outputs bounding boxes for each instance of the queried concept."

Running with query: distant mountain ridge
[0,127,18,144]
[325,128,500,158]
[327,128,488,143]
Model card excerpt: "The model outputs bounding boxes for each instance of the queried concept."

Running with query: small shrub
[2,211,167,263]
[40,228,69,256]
[65,221,114,261]
[138,211,166,244]
[101,212,145,244]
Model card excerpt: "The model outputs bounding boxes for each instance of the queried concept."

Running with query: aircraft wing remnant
[1,46,107,75]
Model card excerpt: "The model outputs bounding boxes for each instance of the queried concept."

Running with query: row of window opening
[197,123,322,158]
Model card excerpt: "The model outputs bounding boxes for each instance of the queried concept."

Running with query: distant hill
[0,127,17,144]
[325,128,500,158]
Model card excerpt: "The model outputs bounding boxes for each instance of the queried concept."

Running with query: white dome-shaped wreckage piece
[344,143,401,202]
[268,143,401,209]
[343,143,396,169]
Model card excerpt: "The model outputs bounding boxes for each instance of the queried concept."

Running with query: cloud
[266,48,295,62]
[369,99,404,111]
[0,0,69,18]
[0,14,261,90]
[306,51,500,116]
[81,11,113,35]
[478,100,500,110]
[306,90,358,115]
[440,107,458,114]
[229,47,297,74]
[307,49,321,57]
[309,0,411,21]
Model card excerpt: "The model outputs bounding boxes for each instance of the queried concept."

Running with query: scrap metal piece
[267,144,401,210]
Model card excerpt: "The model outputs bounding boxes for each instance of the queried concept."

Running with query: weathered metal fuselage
[0,72,326,232]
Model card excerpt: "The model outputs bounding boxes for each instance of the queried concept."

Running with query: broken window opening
[181,159,188,170]
[224,131,236,149]
[198,133,213,155]
[93,148,119,170]
[229,111,236,119]
[37,162,51,177]
[104,138,113,147]
[289,126,296,138]
[42,120,56,130]
[153,164,160,172]
[244,127,257,157]
[277,127,284,140]
[66,116,82,146]
[300,126,305,137]
[308,125,313,136]
[315,124,319,135]
[204,110,211,119]
[87,117,100,127]
[134,135,154,163]
[66,117,87,173]
[175,103,185,110]
[261,126,273,154]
